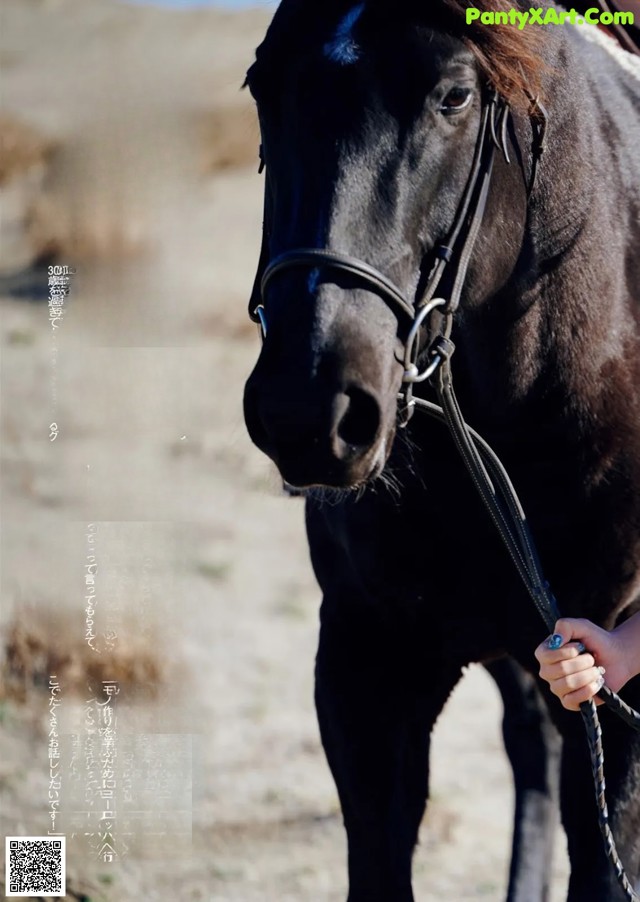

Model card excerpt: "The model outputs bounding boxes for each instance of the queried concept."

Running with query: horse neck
[452,39,638,438]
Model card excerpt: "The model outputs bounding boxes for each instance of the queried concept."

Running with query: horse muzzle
[243,375,389,488]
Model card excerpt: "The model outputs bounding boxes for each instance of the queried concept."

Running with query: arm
[534,613,640,711]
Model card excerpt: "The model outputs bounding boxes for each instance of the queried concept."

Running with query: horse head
[243,0,541,488]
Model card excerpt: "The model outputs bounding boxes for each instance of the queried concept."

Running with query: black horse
[243,1,640,898]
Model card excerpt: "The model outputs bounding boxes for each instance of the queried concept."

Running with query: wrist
[611,615,640,687]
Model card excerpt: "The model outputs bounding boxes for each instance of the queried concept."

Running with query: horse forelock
[261,0,544,108]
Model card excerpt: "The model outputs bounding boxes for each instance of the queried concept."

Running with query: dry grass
[0,608,166,704]
[196,306,259,342]
[0,115,59,272]
[0,114,56,186]
[25,194,150,263]
[199,102,259,174]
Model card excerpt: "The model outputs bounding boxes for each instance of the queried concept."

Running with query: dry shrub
[199,103,259,174]
[0,608,166,704]
[0,114,56,186]
[26,193,150,264]
[0,115,59,273]
[197,305,259,342]
[1,115,148,266]
[22,194,67,264]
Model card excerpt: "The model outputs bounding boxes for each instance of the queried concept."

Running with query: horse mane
[438,0,545,107]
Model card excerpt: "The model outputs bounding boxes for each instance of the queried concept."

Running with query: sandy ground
[0,1,570,899]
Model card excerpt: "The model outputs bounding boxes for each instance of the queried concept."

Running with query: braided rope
[581,701,639,901]
[599,684,640,731]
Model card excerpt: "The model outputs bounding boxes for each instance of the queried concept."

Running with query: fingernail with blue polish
[547,634,564,650]
[576,642,586,653]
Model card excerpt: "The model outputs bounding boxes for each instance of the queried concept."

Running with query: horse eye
[440,87,473,114]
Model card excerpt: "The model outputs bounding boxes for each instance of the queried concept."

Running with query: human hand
[534,617,629,711]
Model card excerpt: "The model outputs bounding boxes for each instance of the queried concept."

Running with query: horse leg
[560,705,640,901]
[315,599,460,902]
[485,657,562,902]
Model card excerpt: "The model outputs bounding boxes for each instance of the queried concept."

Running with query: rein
[250,89,640,900]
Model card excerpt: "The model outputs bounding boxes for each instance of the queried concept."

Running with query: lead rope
[406,374,640,901]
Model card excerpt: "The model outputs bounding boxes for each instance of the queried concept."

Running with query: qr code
[5,837,66,897]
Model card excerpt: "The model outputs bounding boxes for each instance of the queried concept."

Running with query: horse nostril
[335,387,381,452]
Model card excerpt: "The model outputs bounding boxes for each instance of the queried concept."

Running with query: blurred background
[0,1,569,899]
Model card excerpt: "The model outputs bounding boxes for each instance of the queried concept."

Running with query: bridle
[252,90,546,421]
[247,85,640,901]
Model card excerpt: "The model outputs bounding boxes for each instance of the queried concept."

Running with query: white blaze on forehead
[324,2,366,65]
